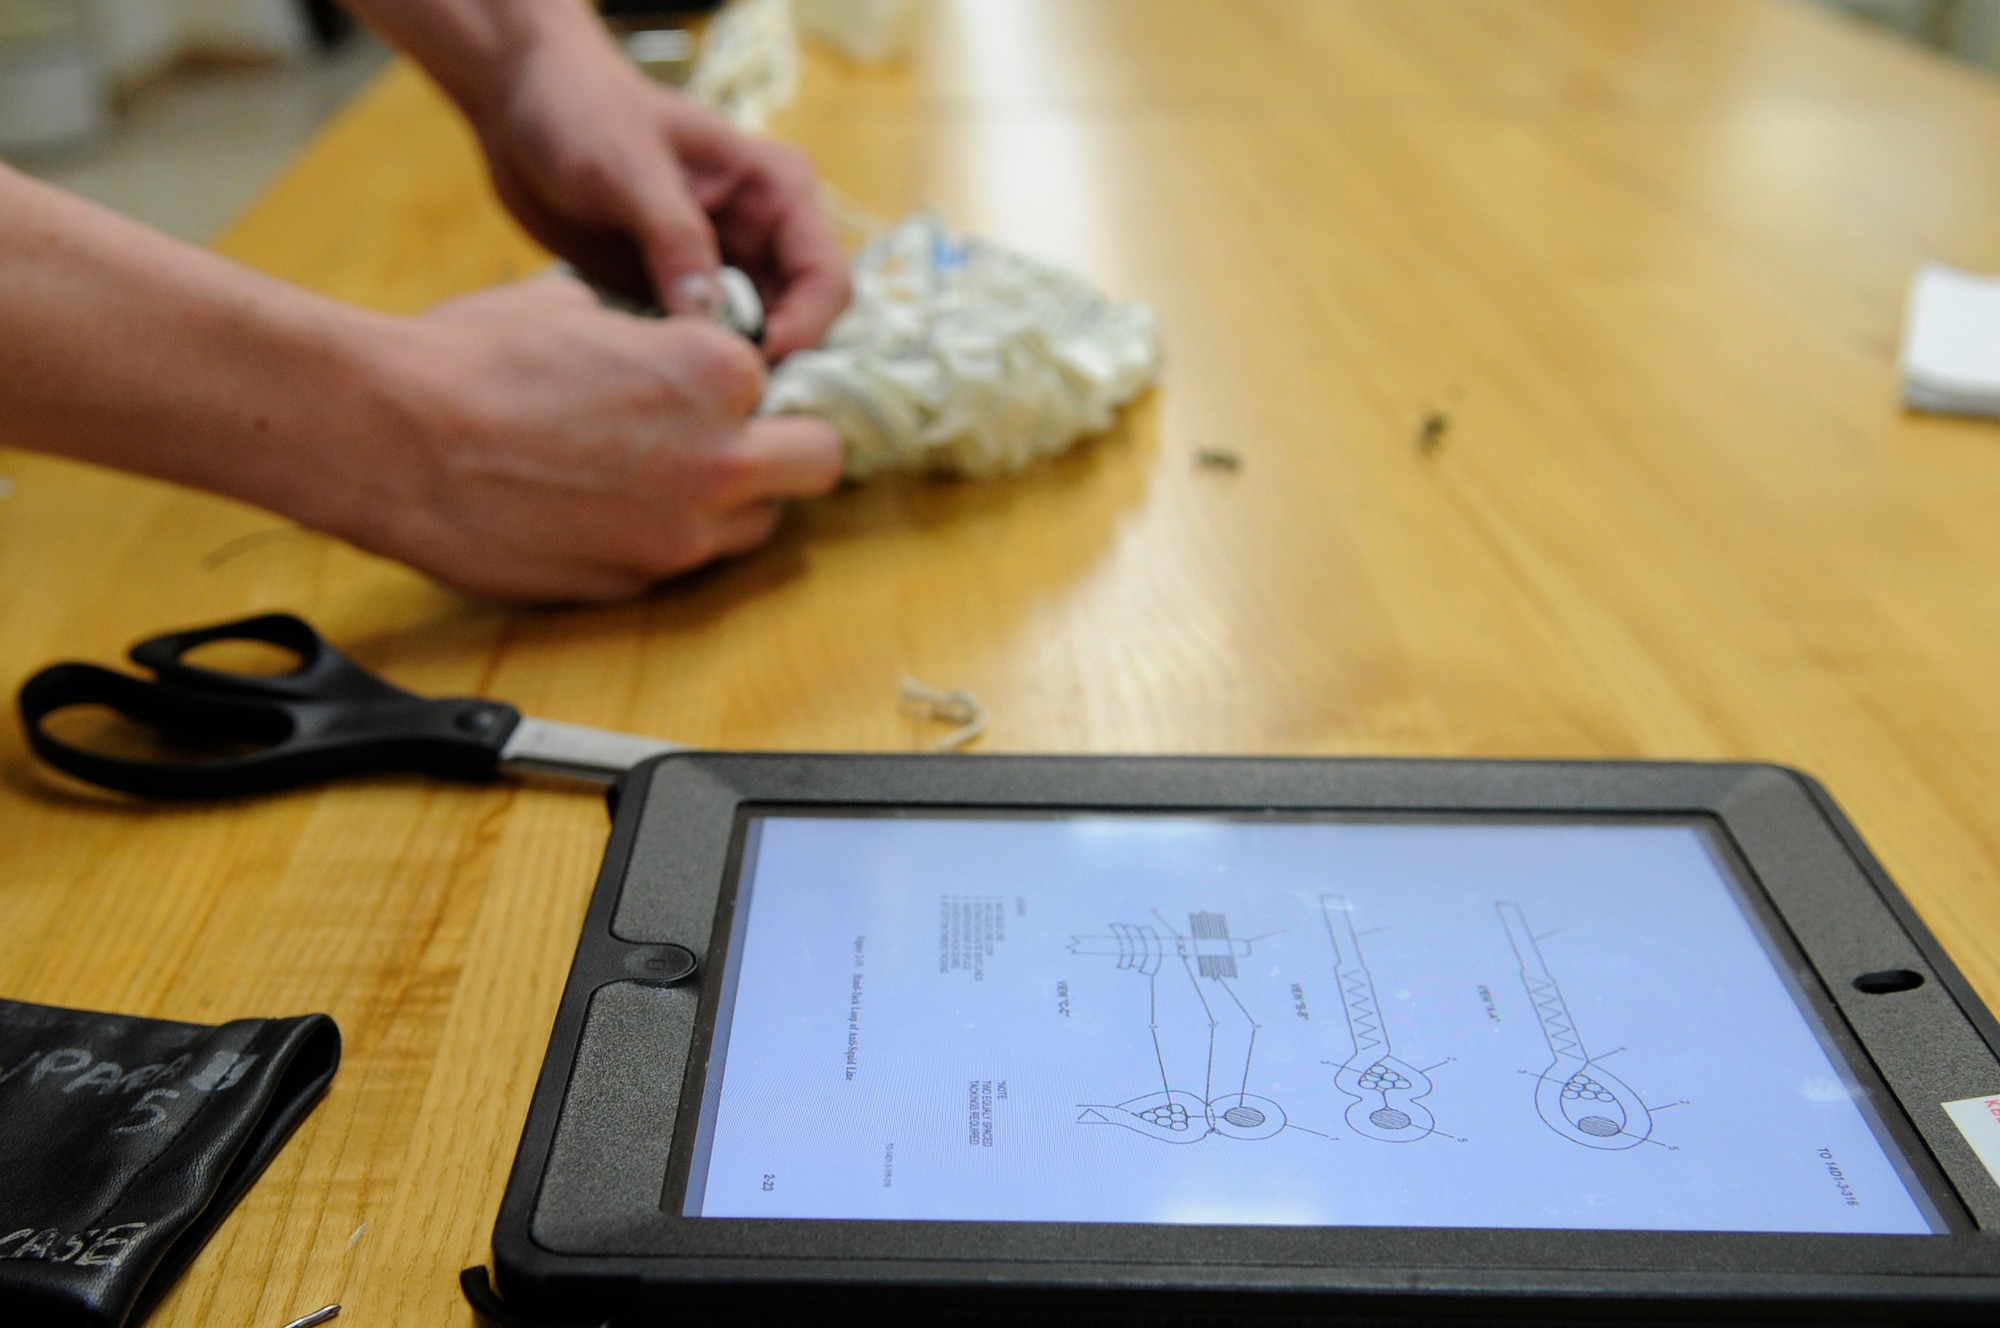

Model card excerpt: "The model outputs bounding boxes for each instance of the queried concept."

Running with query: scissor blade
[498,716,688,784]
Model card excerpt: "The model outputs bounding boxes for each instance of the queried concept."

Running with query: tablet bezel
[492,755,2000,1320]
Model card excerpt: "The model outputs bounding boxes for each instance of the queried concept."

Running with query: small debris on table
[1416,409,1451,455]
[1194,447,1243,472]
[901,678,988,751]
[201,525,311,570]
[279,1306,340,1328]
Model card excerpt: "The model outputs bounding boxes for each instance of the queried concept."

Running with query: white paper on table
[1902,262,2000,419]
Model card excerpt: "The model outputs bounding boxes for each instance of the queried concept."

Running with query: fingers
[734,415,845,499]
[615,160,725,317]
[761,251,852,360]
[552,94,847,351]
[719,148,849,358]
[744,171,851,359]
[624,419,838,576]
[532,270,602,307]
[658,317,769,416]
[744,176,852,360]
[617,500,784,589]
[385,260,845,603]
[670,121,851,359]
[427,270,598,321]
[712,500,784,559]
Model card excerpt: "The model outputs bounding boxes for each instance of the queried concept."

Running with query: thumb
[619,160,724,317]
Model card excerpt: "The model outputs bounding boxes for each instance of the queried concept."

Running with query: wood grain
[5,1,2000,1320]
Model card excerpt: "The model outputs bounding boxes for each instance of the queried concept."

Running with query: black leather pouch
[0,999,341,1327]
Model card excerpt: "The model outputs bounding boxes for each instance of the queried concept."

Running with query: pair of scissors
[16,614,685,798]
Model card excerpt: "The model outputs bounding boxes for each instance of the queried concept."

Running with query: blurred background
[1,0,1998,247]
[0,0,382,240]
[1823,0,2000,67]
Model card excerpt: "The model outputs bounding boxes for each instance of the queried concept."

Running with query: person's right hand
[341,275,843,602]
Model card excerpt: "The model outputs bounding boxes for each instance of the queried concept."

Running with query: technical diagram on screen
[684,808,1937,1234]
[1070,911,1295,1145]
[489,755,2000,1324]
[1497,901,1656,1150]
[1323,894,1440,1143]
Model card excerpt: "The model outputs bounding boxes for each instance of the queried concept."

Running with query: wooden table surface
[6,0,2000,1320]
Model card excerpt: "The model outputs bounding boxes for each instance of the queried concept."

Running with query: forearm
[0,163,841,602]
[340,0,608,123]
[0,165,411,539]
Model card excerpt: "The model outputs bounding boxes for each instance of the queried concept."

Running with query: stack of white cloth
[1902,263,2000,420]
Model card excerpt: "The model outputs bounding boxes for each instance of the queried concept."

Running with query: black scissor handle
[128,612,410,704]
[17,617,522,799]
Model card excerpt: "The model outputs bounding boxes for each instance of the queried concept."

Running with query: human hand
[467,10,849,361]
[346,276,843,602]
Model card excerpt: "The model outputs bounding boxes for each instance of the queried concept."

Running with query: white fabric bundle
[765,214,1164,478]
[686,0,798,132]
[672,13,1165,477]
[794,0,917,63]
[685,0,911,134]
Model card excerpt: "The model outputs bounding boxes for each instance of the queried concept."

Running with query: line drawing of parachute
[1076,1090,1287,1142]
[1067,913,1250,980]
[1187,911,1245,978]
[1069,921,1166,976]
[1070,911,1300,1144]
[1320,894,1439,1143]
[1496,901,1655,1150]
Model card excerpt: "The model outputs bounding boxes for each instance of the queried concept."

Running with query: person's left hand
[467,12,849,362]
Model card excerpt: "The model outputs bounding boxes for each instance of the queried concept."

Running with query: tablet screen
[681,813,1946,1233]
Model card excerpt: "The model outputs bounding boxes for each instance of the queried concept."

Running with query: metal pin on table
[280,1306,340,1328]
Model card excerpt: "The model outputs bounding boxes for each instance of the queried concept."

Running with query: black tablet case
[483,756,2000,1325]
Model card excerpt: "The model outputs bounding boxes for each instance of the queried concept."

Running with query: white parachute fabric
[764,214,1164,479]
[685,0,798,132]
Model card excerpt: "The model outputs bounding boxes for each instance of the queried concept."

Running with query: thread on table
[901,678,988,751]
[202,525,312,569]
[821,184,894,241]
